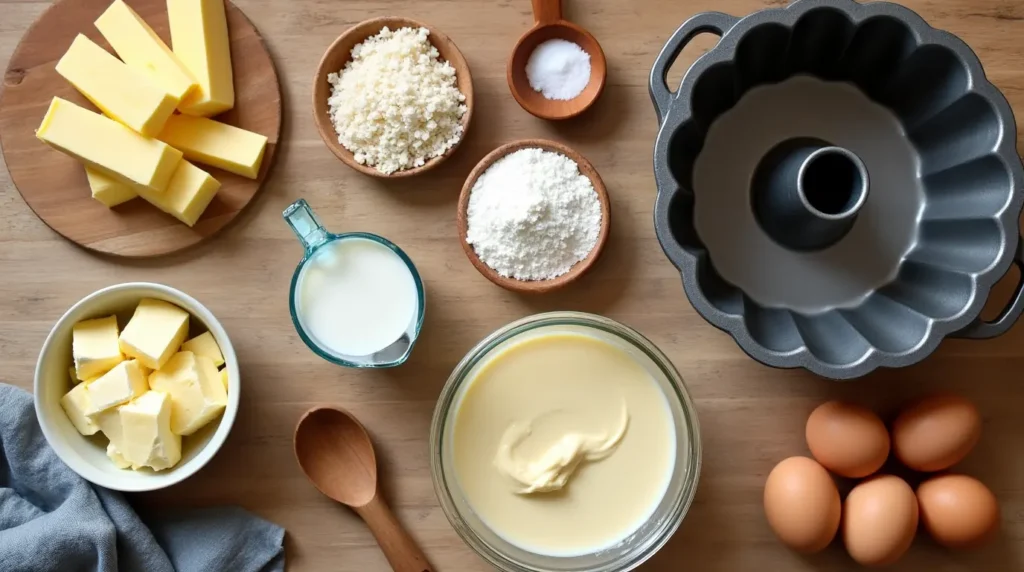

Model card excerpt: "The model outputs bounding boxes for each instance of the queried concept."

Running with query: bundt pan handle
[650,12,738,124]
[953,236,1024,339]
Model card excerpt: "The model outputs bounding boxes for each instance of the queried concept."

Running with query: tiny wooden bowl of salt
[507,0,607,120]
[457,139,611,294]
[312,17,474,178]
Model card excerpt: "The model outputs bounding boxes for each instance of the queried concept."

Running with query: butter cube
[134,160,220,226]
[37,98,183,193]
[220,367,228,392]
[181,331,224,367]
[72,315,124,380]
[95,0,197,100]
[60,382,100,436]
[119,391,182,471]
[168,0,234,116]
[107,442,133,470]
[86,168,137,208]
[56,34,178,137]
[86,359,148,412]
[68,366,87,385]
[119,299,190,370]
[149,351,227,435]
[157,114,267,179]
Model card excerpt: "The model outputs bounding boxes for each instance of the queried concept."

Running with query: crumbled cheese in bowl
[327,26,468,175]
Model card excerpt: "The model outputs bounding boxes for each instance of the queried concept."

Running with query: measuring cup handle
[283,198,330,252]
[953,235,1024,339]
[650,12,737,124]
[531,0,562,24]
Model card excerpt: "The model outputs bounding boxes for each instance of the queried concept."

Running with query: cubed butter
[119,391,182,471]
[107,442,133,469]
[95,0,197,100]
[220,367,228,392]
[134,160,220,226]
[168,0,234,116]
[68,366,88,385]
[37,98,183,193]
[86,359,148,412]
[56,34,178,137]
[149,351,227,435]
[181,331,224,367]
[72,315,124,381]
[60,382,100,436]
[119,298,190,370]
[86,168,137,208]
[157,114,267,179]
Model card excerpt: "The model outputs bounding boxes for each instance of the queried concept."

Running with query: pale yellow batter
[452,332,676,556]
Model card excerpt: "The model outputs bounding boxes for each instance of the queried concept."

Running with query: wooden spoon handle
[356,495,433,572]
[531,0,562,24]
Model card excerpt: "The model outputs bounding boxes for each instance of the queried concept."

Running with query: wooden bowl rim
[506,21,608,121]
[457,139,611,294]
[311,17,474,178]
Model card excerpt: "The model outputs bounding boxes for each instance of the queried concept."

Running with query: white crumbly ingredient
[327,26,467,175]
[466,148,602,280]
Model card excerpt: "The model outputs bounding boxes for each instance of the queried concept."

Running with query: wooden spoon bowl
[507,0,607,120]
[457,139,610,294]
[312,17,474,178]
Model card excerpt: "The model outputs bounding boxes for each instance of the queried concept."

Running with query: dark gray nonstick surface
[693,76,923,313]
[650,0,1024,379]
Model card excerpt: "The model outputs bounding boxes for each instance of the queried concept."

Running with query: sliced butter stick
[157,114,267,179]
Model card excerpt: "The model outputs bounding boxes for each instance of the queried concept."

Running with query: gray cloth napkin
[0,383,285,572]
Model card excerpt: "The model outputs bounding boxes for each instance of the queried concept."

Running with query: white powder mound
[327,27,467,175]
[466,148,602,281]
[525,39,591,101]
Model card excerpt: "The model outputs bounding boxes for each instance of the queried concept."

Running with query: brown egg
[843,475,918,566]
[805,400,890,478]
[764,456,841,553]
[917,474,999,549]
[892,394,981,472]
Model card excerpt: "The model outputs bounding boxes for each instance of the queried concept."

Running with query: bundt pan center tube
[650,0,1024,379]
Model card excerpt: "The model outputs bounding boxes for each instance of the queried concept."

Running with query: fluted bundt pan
[650,0,1024,379]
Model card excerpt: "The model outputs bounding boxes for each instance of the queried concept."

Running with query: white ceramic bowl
[34,282,240,492]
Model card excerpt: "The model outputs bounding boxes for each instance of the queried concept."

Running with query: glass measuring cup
[283,199,425,368]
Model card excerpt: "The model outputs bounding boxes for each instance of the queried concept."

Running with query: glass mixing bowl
[430,312,702,572]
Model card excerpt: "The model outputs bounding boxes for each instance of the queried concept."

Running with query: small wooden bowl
[312,17,474,178]
[507,0,607,121]
[457,139,610,294]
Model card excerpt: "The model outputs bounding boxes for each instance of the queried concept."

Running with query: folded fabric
[0,383,285,572]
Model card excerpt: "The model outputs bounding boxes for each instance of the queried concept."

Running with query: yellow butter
[85,359,148,412]
[168,0,234,116]
[149,352,227,435]
[37,98,183,193]
[181,331,224,366]
[60,381,100,436]
[95,0,197,100]
[56,34,178,137]
[157,114,267,179]
[220,367,228,393]
[119,391,182,471]
[72,315,124,381]
[119,299,190,370]
[134,160,220,226]
[86,168,137,208]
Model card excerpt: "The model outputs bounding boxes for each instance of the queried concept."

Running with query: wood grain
[0,0,281,257]
[456,138,610,293]
[311,17,474,178]
[2,0,1024,571]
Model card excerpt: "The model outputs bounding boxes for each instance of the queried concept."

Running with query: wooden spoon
[507,0,607,120]
[294,407,432,572]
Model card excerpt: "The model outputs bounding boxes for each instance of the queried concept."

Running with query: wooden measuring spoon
[294,407,432,572]
[507,0,607,120]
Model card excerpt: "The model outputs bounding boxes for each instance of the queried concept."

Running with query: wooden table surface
[2,0,1023,570]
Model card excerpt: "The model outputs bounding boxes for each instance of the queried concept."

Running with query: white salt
[525,39,591,101]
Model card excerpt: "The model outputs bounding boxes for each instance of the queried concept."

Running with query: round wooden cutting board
[0,0,281,257]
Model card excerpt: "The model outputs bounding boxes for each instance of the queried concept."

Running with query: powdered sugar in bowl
[457,139,610,294]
